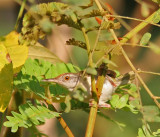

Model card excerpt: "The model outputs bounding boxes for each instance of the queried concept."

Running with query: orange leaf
[105,3,115,21]
[105,3,113,13]
[95,17,102,24]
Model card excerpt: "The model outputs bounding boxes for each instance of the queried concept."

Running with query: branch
[81,27,93,67]
[51,105,74,137]
[82,14,108,137]
[81,26,99,137]
[135,74,149,130]
[94,0,160,109]
[120,11,157,43]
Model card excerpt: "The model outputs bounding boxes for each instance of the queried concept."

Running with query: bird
[42,71,134,108]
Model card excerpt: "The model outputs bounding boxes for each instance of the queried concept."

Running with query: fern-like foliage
[66,38,87,49]
[3,101,60,132]
[19,2,121,46]
[79,0,93,9]
[14,58,79,101]
[80,9,108,19]
[20,2,82,45]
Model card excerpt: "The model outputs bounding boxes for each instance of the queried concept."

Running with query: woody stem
[81,17,107,137]
[81,26,99,137]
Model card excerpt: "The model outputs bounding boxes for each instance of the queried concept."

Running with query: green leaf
[14,58,79,101]
[39,17,54,33]
[65,10,77,23]
[153,9,160,23]
[142,124,154,137]
[49,84,68,99]
[140,32,151,46]
[116,94,129,109]
[64,95,72,113]
[110,94,132,110]
[4,101,60,132]
[29,43,62,64]
[138,128,146,137]
[143,106,160,122]
[72,89,87,102]
[127,83,138,98]
[86,67,97,75]
[60,99,89,111]
[129,98,140,109]
[102,58,117,67]
[110,94,119,108]
[114,70,121,77]
[153,129,160,136]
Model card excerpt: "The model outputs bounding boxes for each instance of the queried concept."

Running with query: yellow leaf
[4,31,28,74]
[0,43,13,112]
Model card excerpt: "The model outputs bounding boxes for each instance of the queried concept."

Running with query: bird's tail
[115,71,135,86]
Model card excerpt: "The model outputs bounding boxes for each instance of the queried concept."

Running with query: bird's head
[42,73,80,91]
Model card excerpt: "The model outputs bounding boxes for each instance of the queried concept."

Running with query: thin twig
[95,46,115,66]
[121,42,150,48]
[90,17,104,59]
[120,47,160,108]
[52,105,74,137]
[104,14,160,28]
[138,70,160,76]
[83,17,104,74]
[153,96,160,99]
[14,0,29,11]
[14,0,27,31]
[94,0,160,109]
[100,1,132,31]
[95,42,153,65]
[135,74,148,128]
[120,11,157,43]
[81,27,93,67]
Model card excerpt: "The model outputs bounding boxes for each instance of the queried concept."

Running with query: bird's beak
[41,78,58,83]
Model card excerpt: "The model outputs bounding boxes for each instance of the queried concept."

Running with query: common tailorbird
[42,71,134,107]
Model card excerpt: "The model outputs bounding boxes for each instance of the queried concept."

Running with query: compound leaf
[4,101,60,132]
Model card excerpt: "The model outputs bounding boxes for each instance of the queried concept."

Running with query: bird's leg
[89,99,111,108]
[98,102,111,108]
[89,99,96,107]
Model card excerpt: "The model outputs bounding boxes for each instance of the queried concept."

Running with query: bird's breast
[100,79,116,101]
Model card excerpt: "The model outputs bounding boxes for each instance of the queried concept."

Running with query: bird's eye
[64,76,70,80]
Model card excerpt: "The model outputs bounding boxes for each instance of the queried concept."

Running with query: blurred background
[0,0,160,137]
